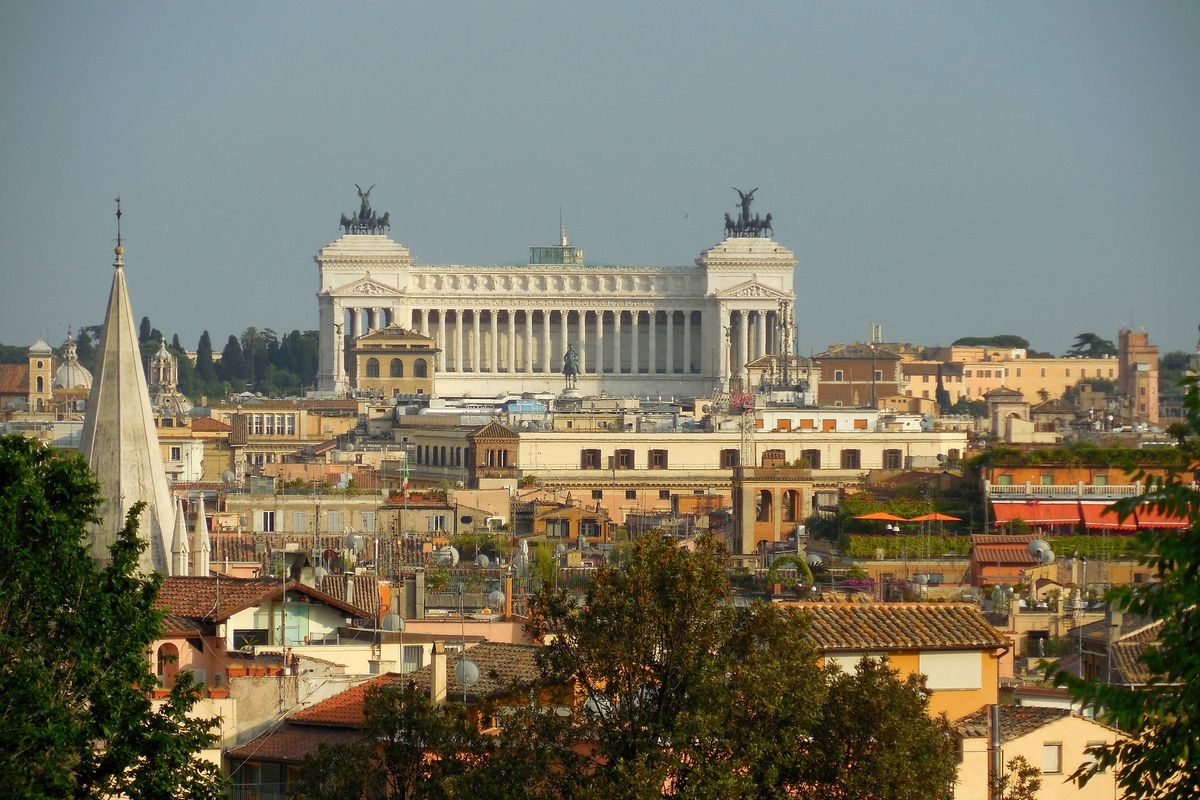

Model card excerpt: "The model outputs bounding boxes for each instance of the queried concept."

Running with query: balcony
[986,482,1144,500]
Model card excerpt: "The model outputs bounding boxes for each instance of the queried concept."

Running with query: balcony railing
[987,482,1143,498]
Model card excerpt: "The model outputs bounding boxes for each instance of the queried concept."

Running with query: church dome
[53,333,93,390]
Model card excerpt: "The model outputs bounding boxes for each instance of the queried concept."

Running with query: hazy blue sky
[2,2,1197,356]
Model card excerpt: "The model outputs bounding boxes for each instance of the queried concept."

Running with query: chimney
[504,570,514,620]
[1107,607,1123,648]
[430,642,448,705]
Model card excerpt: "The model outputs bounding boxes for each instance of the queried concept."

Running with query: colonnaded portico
[315,191,797,398]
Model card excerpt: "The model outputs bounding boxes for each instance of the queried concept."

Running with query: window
[777,418,791,430]
[265,414,275,435]
[1042,743,1062,774]
[853,418,868,430]
[1041,368,1046,377]
[649,449,669,469]
[260,511,276,532]
[361,511,376,531]
[326,510,343,531]
[591,489,603,500]
[802,449,821,469]
[286,415,296,436]
[366,358,380,378]
[625,490,637,500]
[169,446,182,461]
[833,370,844,381]
[1015,368,1022,377]
[233,629,268,650]
[430,514,447,532]
[883,449,903,469]
[840,449,861,469]
[919,651,982,689]
[873,369,883,381]
[390,358,404,377]
[822,419,837,431]
[659,490,671,501]
[292,511,308,532]
[581,449,601,469]
[799,419,814,430]
[720,449,739,468]
[615,449,634,470]
[1040,473,1055,486]
[996,474,1013,486]
[401,645,424,673]
[1065,368,1071,377]
[413,358,428,378]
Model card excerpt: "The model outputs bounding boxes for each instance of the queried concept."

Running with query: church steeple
[79,200,176,574]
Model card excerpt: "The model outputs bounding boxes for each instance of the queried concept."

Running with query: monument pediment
[331,276,399,297]
[714,279,790,301]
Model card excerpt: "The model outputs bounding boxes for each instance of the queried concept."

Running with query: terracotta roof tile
[209,533,259,564]
[954,705,1070,740]
[226,724,360,763]
[318,574,381,617]
[801,603,1009,652]
[291,642,543,726]
[191,416,232,432]
[0,364,29,395]
[156,576,280,620]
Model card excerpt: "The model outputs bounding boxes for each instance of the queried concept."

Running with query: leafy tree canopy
[951,335,1030,349]
[1048,376,1200,799]
[1066,332,1118,359]
[0,436,222,800]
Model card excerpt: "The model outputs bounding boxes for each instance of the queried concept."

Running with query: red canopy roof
[1080,503,1136,531]
[1135,505,1191,529]
[991,502,1080,525]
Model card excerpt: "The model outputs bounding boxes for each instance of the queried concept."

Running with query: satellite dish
[344,532,363,551]
[554,543,567,557]
[344,442,356,452]
[475,553,491,568]
[313,566,329,579]
[382,613,404,632]
[221,470,236,485]
[455,659,480,688]
[436,545,460,567]
[488,589,506,607]
[805,552,824,568]
[1027,539,1056,565]
[913,574,929,586]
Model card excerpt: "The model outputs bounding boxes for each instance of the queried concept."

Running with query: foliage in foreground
[0,436,222,800]
[1047,377,1200,799]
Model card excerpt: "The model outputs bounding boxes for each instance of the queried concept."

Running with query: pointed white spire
[193,494,211,576]
[171,499,190,576]
[79,199,175,574]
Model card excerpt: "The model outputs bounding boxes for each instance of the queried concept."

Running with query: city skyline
[2,3,1198,355]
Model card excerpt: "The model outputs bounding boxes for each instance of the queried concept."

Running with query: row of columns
[726,309,782,379]
[344,306,393,338]
[405,308,705,376]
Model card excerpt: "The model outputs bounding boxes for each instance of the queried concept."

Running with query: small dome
[28,337,52,355]
[53,335,92,390]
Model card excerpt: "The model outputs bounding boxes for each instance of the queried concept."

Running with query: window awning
[1080,503,1136,531]
[1135,505,1191,529]
[991,501,1080,525]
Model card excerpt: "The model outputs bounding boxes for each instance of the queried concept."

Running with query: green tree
[951,335,1030,349]
[195,330,217,384]
[139,314,153,344]
[998,755,1042,800]
[75,324,100,370]
[218,334,245,384]
[294,681,480,800]
[1066,332,1118,358]
[0,436,222,800]
[529,533,956,799]
[1048,376,1200,798]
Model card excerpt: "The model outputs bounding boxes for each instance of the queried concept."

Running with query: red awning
[1135,505,1191,529]
[991,501,1080,525]
[1080,503,1136,531]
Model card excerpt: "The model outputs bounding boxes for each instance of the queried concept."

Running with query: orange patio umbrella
[854,512,909,522]
[908,512,961,522]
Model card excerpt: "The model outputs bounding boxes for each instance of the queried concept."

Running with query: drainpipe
[989,704,1002,800]
[431,642,447,705]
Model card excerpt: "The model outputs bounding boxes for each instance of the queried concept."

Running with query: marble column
[613,311,623,374]
[558,311,568,373]
[666,311,676,374]
[524,310,534,373]
[683,311,693,374]
[577,311,586,374]
[419,309,429,337]
[630,311,640,374]
[507,311,517,373]
[490,310,499,373]
[648,311,658,374]
[596,311,606,373]
[756,311,767,361]
[541,311,551,373]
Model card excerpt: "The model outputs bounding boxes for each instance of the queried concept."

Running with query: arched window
[390,358,404,377]
[156,643,179,688]
[413,358,428,378]
[35,376,44,392]
[782,490,800,522]
[365,358,380,378]
[756,489,774,522]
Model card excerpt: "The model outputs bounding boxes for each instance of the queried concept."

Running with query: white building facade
[315,203,797,398]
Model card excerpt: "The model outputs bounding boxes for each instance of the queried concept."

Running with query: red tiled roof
[954,705,1071,740]
[0,364,28,395]
[191,416,232,432]
[973,545,1038,566]
[226,724,360,764]
[318,574,381,617]
[155,576,373,621]
[991,502,1080,525]
[208,533,258,563]
[801,603,1009,652]
[291,642,544,726]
